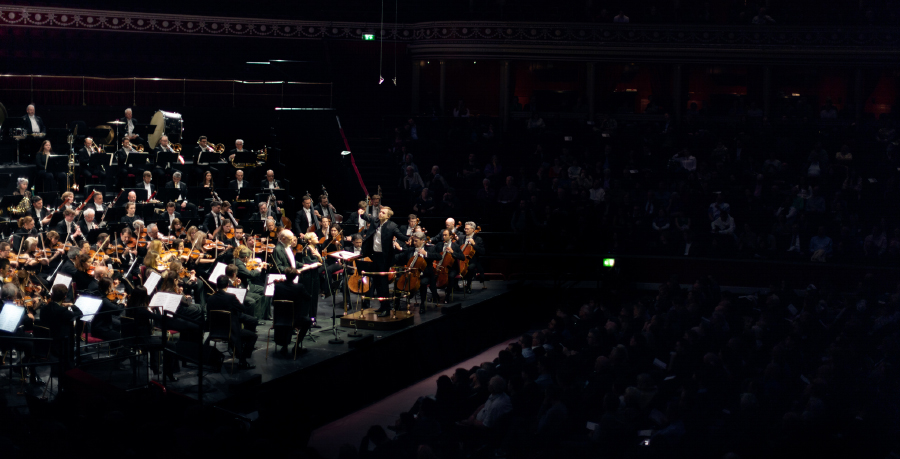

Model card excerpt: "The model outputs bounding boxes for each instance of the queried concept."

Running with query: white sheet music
[53,273,72,288]
[328,250,360,261]
[143,270,162,292]
[149,292,182,313]
[75,296,103,323]
[0,303,24,333]
[265,274,286,297]
[229,288,247,304]
[209,262,227,284]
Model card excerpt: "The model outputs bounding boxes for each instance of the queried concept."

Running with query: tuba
[9,195,31,216]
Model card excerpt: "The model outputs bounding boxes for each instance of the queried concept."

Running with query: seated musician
[125,191,138,205]
[169,218,186,238]
[213,220,239,253]
[0,280,43,385]
[35,140,64,192]
[461,221,485,293]
[12,177,32,200]
[319,223,344,297]
[200,171,215,191]
[399,214,420,241]
[120,202,138,226]
[147,223,166,244]
[221,201,239,228]
[136,171,156,199]
[78,208,101,235]
[203,201,224,233]
[228,169,247,200]
[314,194,340,224]
[92,277,124,343]
[400,231,441,312]
[164,171,197,215]
[124,286,195,382]
[87,192,107,217]
[78,136,107,185]
[38,284,82,365]
[260,169,284,190]
[154,135,180,181]
[226,260,266,320]
[29,195,53,233]
[157,269,203,323]
[162,202,182,233]
[433,228,465,303]
[55,209,84,245]
[16,216,39,238]
[430,217,460,245]
[206,275,258,370]
[263,217,282,242]
[187,231,216,275]
[116,138,141,187]
[316,216,333,240]
[227,139,247,163]
[168,259,200,301]
[60,191,76,213]
[191,136,216,182]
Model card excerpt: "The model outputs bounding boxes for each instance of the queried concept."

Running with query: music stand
[88,153,112,175]
[156,150,179,167]
[84,184,107,199]
[157,188,183,204]
[236,187,259,203]
[124,188,149,203]
[125,152,150,169]
[232,151,256,165]
[45,154,68,177]
[327,251,361,343]
[4,117,26,165]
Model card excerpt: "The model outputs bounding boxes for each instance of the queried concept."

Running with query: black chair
[205,310,233,373]
[265,300,293,361]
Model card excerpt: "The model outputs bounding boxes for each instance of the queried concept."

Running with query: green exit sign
[363,34,375,41]
[603,258,615,267]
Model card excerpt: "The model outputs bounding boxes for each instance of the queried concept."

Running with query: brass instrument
[9,195,31,216]
[171,143,182,153]
[67,132,77,191]
[256,145,268,162]
[133,144,145,153]
[214,143,225,154]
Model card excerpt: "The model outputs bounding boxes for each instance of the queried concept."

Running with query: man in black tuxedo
[227,139,248,163]
[228,169,248,201]
[189,135,216,180]
[23,104,46,135]
[85,192,107,217]
[203,201,223,234]
[77,208,102,236]
[431,228,464,303]
[161,202,182,233]
[314,194,340,225]
[115,138,143,188]
[259,169,284,190]
[294,195,319,234]
[55,210,84,245]
[154,135,183,181]
[459,221,486,293]
[357,206,409,316]
[119,108,147,148]
[399,231,441,312]
[164,171,197,216]
[248,201,280,222]
[135,171,156,199]
[77,136,107,185]
[205,276,257,369]
[29,196,54,232]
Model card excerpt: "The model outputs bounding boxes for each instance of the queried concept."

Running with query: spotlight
[379,76,384,84]
[341,151,351,156]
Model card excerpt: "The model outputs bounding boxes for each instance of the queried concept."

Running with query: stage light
[246,61,270,65]
[603,258,615,267]
[341,151,351,156]
[379,76,384,84]
[363,34,375,40]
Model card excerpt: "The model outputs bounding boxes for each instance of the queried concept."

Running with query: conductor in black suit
[357,205,409,316]
[205,276,257,369]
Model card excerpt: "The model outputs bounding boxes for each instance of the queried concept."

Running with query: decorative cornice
[1,6,898,63]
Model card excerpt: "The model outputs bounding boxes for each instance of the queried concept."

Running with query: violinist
[168,218,186,238]
[233,246,269,320]
[461,221,486,293]
[163,202,182,234]
[16,216,40,238]
[189,231,217,272]
[221,201,239,228]
[399,214,420,240]
[264,216,282,241]
[92,277,124,343]
[315,216,333,241]
[0,282,43,385]
[0,258,14,285]
[83,264,108,293]
[213,220,239,250]
[30,196,53,231]
[434,228,464,303]
[319,223,344,295]
[185,225,200,243]
[120,202,138,226]
[299,232,323,324]
[224,263,264,321]
[73,252,95,288]
[168,259,200,302]
[142,240,165,273]
[147,223,166,244]
[20,237,51,270]
[0,243,17,270]
[117,227,138,269]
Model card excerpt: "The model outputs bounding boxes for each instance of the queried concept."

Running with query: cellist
[399,231,441,313]
[433,228,464,304]
[460,221,486,294]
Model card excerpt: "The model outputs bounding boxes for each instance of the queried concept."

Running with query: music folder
[125,152,150,166]
[149,291,182,313]
[45,154,69,173]
[328,251,361,262]
[0,302,25,333]
[74,296,103,323]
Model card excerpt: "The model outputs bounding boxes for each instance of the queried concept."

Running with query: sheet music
[265,274,286,297]
[53,273,72,288]
[149,292,182,313]
[328,250,360,261]
[0,303,24,333]
[143,270,162,292]
[75,296,103,323]
[229,288,247,304]
[209,262,227,284]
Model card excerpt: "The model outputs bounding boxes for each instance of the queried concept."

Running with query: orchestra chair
[205,310,234,374]
[265,300,294,361]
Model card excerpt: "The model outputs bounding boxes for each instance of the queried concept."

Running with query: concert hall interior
[0,1,898,458]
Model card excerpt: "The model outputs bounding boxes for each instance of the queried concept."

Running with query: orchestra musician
[23,104,46,136]
[55,209,84,244]
[29,196,53,232]
[77,136,108,185]
[227,139,247,163]
[119,108,149,151]
[136,171,156,199]
[78,208,101,236]
[461,221,485,293]
[249,201,278,222]
[315,194,340,224]
[431,217,460,245]
[92,277,124,343]
[59,191,76,213]
[298,232,323,325]
[294,195,319,233]
[154,135,181,180]
[206,275,257,370]
[200,171,215,192]
[162,202,182,233]
[120,202,138,226]
[357,205,409,316]
[12,177,32,201]
[190,136,216,181]
[260,169,283,190]
[233,246,269,320]
[87,192,107,216]
[228,169,247,200]
[35,140,64,192]
[204,201,223,234]
[400,231,441,312]
[356,194,382,232]
[115,138,142,187]
[164,171,197,215]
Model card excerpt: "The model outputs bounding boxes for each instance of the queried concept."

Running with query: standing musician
[294,195,319,233]
[35,140,64,192]
[272,230,297,273]
[433,228,464,303]
[461,221,486,293]
[298,232,323,325]
[78,136,107,185]
[23,104,46,136]
[271,267,312,356]
[357,205,409,316]
[315,194,340,224]
[29,196,53,232]
[164,171,197,215]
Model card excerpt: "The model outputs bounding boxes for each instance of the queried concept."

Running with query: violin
[106,291,126,302]
[224,228,235,239]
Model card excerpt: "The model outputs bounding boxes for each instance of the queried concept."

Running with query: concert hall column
[411,60,422,115]
[763,66,772,117]
[439,60,447,113]
[672,64,683,122]
[586,62,595,124]
[499,60,510,132]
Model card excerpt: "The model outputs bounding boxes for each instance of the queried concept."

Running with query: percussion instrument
[148,110,183,149]
[94,124,115,145]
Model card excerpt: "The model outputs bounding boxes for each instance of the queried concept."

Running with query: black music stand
[156,150,179,167]
[112,191,132,208]
[84,184,107,199]
[327,251,362,342]
[236,187,259,203]
[0,221,17,239]
[102,221,127,236]
[87,153,112,174]
[255,188,289,205]
[242,219,266,237]
[124,188,149,203]
[4,117,26,164]
[157,188,182,204]
[86,228,106,245]
[125,152,150,169]
[45,154,69,177]
[232,151,256,165]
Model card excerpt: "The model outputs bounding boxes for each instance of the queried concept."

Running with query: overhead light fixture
[246,62,270,65]
[341,151,351,156]
[363,34,375,40]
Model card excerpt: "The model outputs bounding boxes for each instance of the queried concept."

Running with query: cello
[458,226,481,277]
[347,257,371,294]
[396,248,426,293]
[433,243,456,288]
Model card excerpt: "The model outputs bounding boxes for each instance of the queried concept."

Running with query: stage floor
[154,281,510,405]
